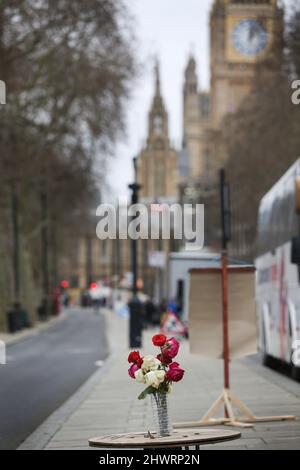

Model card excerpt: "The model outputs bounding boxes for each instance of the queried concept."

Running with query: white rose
[145,371,160,389]
[155,370,166,383]
[134,369,146,384]
[145,370,166,389]
[141,355,161,372]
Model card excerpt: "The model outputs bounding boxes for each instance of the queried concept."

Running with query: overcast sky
[107,0,291,201]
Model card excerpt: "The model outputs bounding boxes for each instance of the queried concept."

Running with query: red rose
[152,333,167,347]
[136,357,143,367]
[166,363,185,382]
[128,351,141,365]
[161,337,180,359]
[157,353,172,365]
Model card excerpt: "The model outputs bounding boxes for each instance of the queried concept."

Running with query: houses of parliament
[74,0,284,296]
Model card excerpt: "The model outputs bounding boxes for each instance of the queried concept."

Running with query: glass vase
[150,391,172,437]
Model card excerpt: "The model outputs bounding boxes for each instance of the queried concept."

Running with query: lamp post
[220,168,231,413]
[128,157,142,348]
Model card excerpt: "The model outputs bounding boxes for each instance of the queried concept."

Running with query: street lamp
[128,157,143,348]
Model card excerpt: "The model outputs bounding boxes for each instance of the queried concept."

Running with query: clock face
[232,19,268,56]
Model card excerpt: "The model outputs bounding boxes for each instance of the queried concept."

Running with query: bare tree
[0,0,137,327]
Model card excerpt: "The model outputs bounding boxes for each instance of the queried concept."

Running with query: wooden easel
[175,170,295,429]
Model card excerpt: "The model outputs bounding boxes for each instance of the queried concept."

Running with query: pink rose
[166,363,185,382]
[169,362,180,369]
[128,363,139,379]
[161,337,180,359]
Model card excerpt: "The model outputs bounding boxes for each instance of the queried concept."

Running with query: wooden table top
[88,428,241,449]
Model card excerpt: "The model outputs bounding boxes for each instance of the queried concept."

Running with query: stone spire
[151,59,165,111]
[155,59,161,98]
[184,54,198,96]
[147,60,169,148]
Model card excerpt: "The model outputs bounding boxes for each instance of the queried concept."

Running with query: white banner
[189,266,257,359]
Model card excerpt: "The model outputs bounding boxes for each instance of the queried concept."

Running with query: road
[0,307,108,450]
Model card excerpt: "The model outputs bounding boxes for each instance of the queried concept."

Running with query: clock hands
[232,19,267,56]
[248,23,259,43]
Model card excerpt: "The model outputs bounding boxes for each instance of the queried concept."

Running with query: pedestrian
[167,298,179,316]
[144,298,155,327]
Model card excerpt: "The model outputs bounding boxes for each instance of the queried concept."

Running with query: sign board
[161,312,187,337]
[148,251,166,268]
[189,266,257,359]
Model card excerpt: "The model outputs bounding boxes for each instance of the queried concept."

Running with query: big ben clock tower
[210,0,283,127]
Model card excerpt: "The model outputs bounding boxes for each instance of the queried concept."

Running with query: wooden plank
[190,266,255,274]
[227,389,256,419]
[201,392,224,422]
[240,415,296,423]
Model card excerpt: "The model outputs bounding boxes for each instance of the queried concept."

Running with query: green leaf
[159,382,169,394]
[138,386,156,400]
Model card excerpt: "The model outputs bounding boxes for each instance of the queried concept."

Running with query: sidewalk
[21,309,300,450]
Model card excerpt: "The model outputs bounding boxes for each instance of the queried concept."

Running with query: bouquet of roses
[128,333,185,400]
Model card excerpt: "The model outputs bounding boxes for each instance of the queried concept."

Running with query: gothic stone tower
[138,63,178,202]
[210,0,283,128]
[182,0,283,184]
[136,63,179,299]
[183,55,211,183]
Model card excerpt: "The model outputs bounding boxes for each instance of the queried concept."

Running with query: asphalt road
[0,307,109,450]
